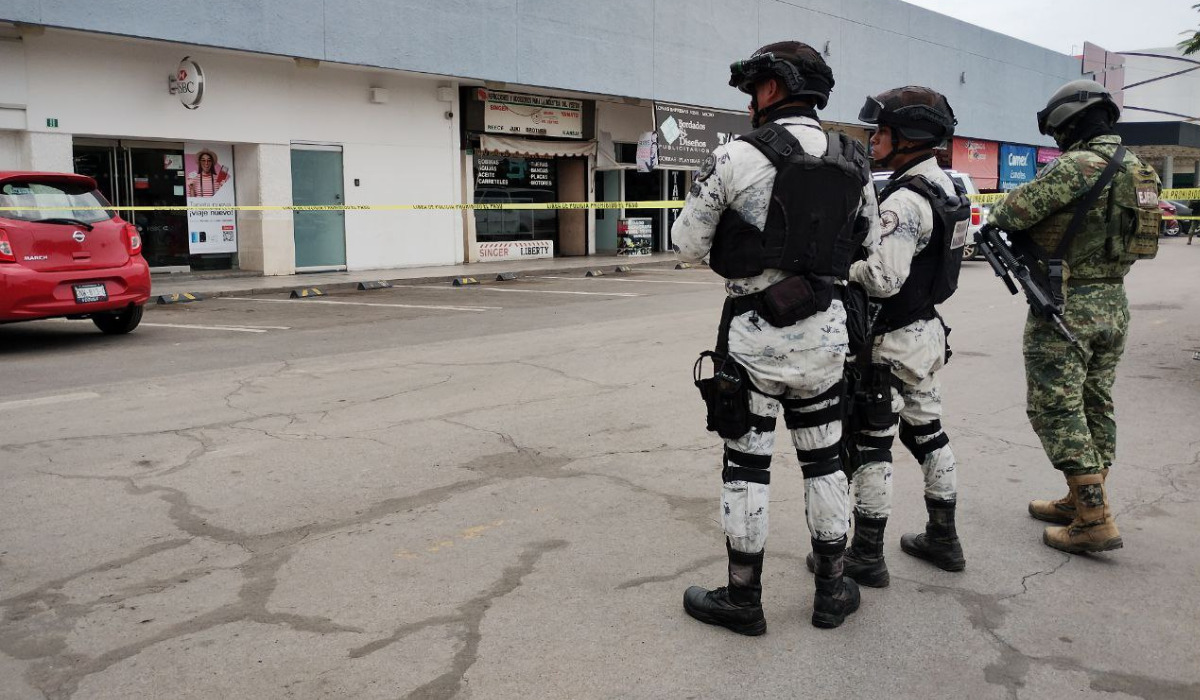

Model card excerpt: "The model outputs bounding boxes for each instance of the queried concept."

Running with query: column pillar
[233,143,295,275]
[1162,154,1175,190]
[19,131,72,172]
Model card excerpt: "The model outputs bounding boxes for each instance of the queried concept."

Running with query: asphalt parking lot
[1,247,1199,699]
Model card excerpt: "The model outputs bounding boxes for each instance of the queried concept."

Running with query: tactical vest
[709,122,872,280]
[1025,138,1160,281]
[873,174,971,332]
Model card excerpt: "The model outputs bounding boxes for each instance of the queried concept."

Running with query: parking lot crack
[615,554,725,590]
[347,540,567,700]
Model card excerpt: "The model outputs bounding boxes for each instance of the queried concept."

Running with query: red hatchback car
[0,172,150,334]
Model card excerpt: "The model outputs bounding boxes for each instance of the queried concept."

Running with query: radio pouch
[857,362,897,431]
[695,351,752,439]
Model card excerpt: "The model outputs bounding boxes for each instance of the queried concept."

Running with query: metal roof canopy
[1117,121,1200,162]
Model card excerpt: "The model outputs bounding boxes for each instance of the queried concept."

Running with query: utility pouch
[760,275,832,327]
[1046,259,1066,311]
[1126,208,1160,259]
[856,363,896,431]
[694,351,752,439]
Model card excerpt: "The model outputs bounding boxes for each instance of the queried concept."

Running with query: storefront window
[473,155,558,243]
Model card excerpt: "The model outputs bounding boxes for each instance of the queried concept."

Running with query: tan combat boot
[1043,472,1123,553]
[1029,467,1108,525]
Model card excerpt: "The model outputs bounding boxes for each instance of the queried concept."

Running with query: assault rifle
[975,224,1083,350]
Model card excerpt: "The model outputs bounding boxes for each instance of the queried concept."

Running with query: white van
[872,169,988,259]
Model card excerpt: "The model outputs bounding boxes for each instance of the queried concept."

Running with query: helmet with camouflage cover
[1036,79,1120,135]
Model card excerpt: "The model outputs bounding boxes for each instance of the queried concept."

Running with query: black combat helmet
[858,86,957,147]
[729,41,835,109]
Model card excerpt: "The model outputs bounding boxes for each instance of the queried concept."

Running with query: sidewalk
[151,252,690,298]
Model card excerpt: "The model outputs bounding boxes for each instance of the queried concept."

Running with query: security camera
[444,111,454,120]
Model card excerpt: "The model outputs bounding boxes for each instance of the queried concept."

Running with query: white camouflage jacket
[850,155,955,384]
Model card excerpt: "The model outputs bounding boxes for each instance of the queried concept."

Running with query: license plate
[73,283,108,304]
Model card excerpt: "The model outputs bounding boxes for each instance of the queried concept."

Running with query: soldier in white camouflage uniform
[821,87,968,588]
[674,41,881,633]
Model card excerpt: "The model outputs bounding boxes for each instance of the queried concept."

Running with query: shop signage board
[654,103,750,169]
[999,144,1038,191]
[168,57,204,110]
[476,155,556,189]
[479,88,583,139]
[951,137,1000,190]
[184,142,237,254]
[1036,147,1062,164]
[617,218,653,256]
[476,240,554,261]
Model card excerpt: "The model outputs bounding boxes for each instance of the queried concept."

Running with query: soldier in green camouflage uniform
[988,79,1161,554]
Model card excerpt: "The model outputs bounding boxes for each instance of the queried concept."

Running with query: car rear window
[0,180,115,224]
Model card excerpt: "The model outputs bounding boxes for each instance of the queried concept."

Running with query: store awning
[480,135,597,158]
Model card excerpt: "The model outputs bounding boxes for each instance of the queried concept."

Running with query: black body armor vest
[709,122,872,280]
[873,174,971,333]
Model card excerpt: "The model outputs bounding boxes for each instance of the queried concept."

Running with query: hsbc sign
[167,57,205,110]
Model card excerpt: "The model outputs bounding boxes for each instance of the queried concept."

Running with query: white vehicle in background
[872,169,989,259]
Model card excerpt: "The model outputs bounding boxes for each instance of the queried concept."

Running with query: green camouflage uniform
[988,135,1160,475]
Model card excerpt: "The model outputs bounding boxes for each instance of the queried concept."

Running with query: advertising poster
[654,103,750,168]
[184,142,237,254]
[999,144,1038,191]
[617,218,653,256]
[636,131,658,173]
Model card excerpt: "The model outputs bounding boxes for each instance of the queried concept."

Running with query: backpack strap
[742,122,805,170]
[1052,145,1126,259]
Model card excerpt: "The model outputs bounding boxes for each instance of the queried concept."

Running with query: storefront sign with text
[478,89,583,139]
[476,240,554,261]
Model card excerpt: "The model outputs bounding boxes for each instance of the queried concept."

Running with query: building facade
[0,1,1080,275]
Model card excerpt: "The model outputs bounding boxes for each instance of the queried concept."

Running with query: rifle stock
[975,225,1083,350]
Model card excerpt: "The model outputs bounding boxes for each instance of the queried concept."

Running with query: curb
[150,258,692,301]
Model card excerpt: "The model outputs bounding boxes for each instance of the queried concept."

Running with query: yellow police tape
[0,189,1195,213]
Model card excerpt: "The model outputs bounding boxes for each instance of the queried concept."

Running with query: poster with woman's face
[184,142,237,254]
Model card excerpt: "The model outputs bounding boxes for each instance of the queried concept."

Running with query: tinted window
[0,181,115,224]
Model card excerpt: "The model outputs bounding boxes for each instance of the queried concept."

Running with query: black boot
[900,497,966,571]
[683,541,766,636]
[810,537,861,629]
[805,513,890,588]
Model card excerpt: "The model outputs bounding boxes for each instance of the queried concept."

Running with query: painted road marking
[140,322,287,333]
[389,284,642,298]
[0,391,101,412]
[534,275,722,286]
[223,297,498,312]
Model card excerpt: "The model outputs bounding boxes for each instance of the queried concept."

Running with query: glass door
[125,143,188,269]
[291,145,347,270]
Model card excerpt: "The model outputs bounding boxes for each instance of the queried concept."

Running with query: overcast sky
[899,0,1199,54]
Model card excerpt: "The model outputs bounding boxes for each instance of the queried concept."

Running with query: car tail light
[0,228,14,263]
[123,223,142,256]
[970,205,982,227]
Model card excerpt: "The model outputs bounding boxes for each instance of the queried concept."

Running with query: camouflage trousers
[1023,282,1129,475]
[720,302,852,555]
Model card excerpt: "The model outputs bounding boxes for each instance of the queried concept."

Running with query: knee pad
[898,420,949,462]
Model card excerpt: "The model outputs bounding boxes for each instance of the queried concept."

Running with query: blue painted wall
[0,0,1078,144]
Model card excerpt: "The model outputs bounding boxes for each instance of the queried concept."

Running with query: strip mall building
[1,2,1179,276]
